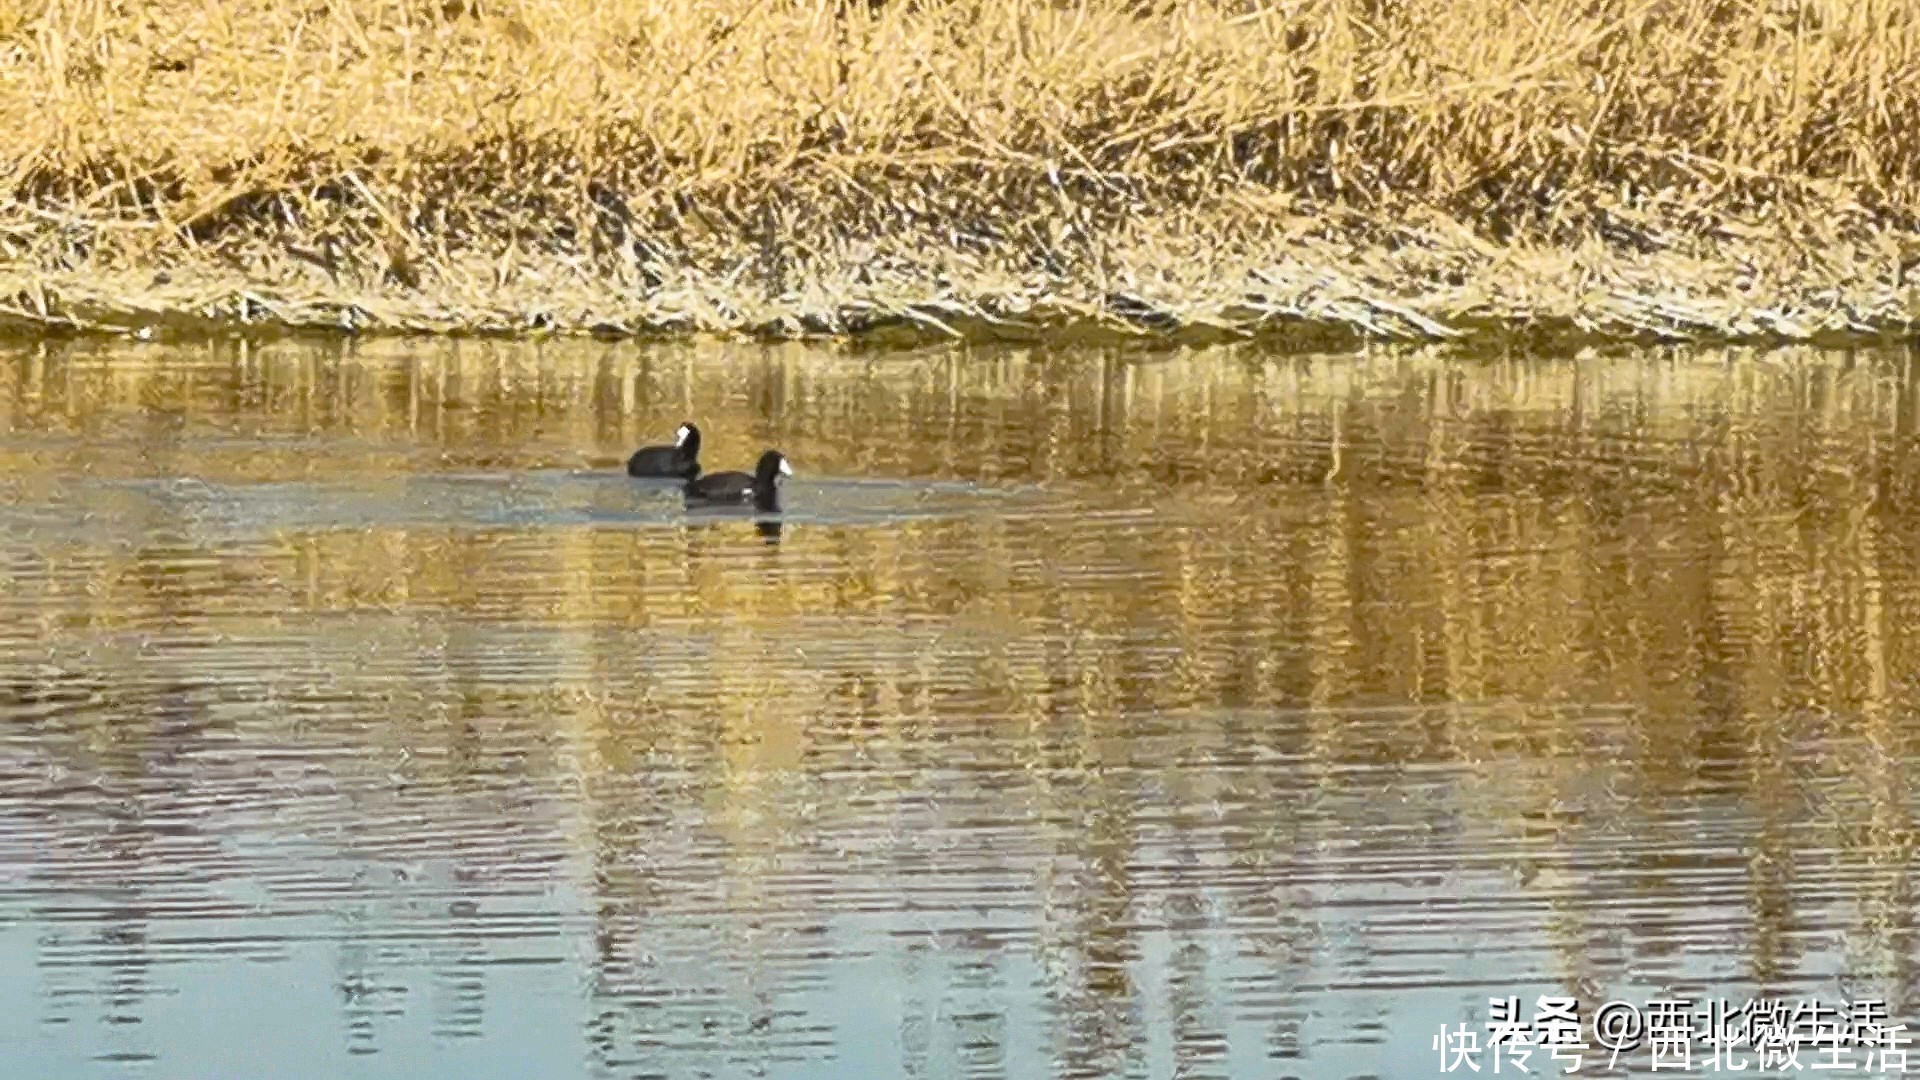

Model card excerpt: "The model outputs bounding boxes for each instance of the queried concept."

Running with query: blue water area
[0,469,1105,548]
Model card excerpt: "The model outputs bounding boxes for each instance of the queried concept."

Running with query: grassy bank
[3,0,1920,347]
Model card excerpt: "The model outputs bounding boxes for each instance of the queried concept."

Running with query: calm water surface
[4,339,1920,1078]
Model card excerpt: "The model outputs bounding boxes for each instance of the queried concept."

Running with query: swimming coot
[684,449,791,511]
[627,422,702,479]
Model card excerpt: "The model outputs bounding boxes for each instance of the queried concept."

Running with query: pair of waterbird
[625,422,792,511]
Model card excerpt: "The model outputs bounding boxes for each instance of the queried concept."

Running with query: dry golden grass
[1,0,1919,344]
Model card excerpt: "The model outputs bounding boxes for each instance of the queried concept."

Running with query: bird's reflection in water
[680,508,784,545]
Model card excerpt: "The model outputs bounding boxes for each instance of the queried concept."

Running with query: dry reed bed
[2,0,1919,347]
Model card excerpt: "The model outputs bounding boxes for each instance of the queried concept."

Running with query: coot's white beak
[675,425,691,447]
[778,459,793,478]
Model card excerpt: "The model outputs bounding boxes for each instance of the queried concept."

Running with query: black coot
[684,449,791,511]
[627,422,701,479]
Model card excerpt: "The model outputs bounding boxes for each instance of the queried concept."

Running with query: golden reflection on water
[3,338,1920,1077]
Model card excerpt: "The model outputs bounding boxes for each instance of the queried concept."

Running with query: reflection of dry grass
[2,0,1919,343]
[9,338,1920,1003]
[4,336,1915,735]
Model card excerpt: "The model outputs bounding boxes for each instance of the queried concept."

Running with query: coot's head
[676,423,701,455]
[755,450,791,487]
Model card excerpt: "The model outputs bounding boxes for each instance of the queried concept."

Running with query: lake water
[3,338,1920,1079]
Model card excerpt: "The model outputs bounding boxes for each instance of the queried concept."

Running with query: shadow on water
[0,468,1043,542]
[4,337,1920,1077]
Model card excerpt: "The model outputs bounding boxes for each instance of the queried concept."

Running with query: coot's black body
[627,423,702,479]
[684,450,791,512]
